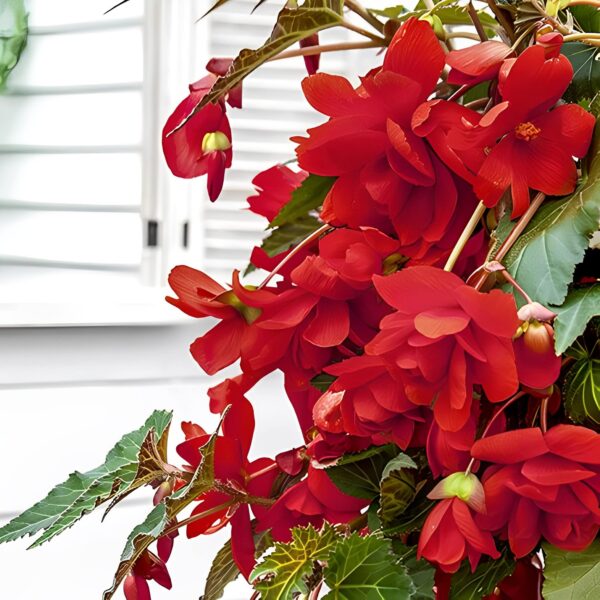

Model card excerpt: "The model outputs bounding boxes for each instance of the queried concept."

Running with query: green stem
[341,18,386,42]
[345,0,385,34]
[270,40,384,62]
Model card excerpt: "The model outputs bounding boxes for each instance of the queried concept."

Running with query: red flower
[367,266,520,431]
[446,40,513,86]
[299,33,320,75]
[247,164,307,222]
[255,466,366,542]
[124,550,172,600]
[162,74,233,201]
[293,18,477,263]
[472,426,600,557]
[417,497,499,573]
[176,395,278,578]
[469,45,594,216]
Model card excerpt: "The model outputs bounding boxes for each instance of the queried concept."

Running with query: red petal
[222,395,254,458]
[452,499,499,557]
[508,497,540,557]
[190,317,244,375]
[303,299,349,347]
[230,504,256,580]
[124,575,151,600]
[545,425,600,464]
[514,336,562,389]
[384,18,445,100]
[454,287,519,338]
[521,454,595,485]
[447,41,512,77]
[187,491,231,537]
[414,308,470,339]
[301,73,363,116]
[471,429,548,463]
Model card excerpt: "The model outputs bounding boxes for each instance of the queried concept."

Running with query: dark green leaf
[202,529,273,600]
[563,358,600,425]
[326,444,399,500]
[104,424,219,599]
[323,534,415,599]
[378,454,418,530]
[561,42,600,107]
[392,543,436,600]
[381,485,434,536]
[251,524,338,600]
[0,0,28,90]
[569,6,600,34]
[450,552,515,599]
[503,125,600,307]
[554,284,600,354]
[261,215,322,258]
[173,0,344,126]
[0,410,172,548]
[270,175,335,228]
[543,540,600,599]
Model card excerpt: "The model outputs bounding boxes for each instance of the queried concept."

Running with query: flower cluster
[141,13,597,600]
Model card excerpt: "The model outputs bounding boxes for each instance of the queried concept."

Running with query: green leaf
[326,444,399,500]
[0,0,28,90]
[503,125,600,307]
[392,543,436,600]
[310,372,336,392]
[378,454,418,530]
[381,485,434,536]
[561,43,600,107]
[543,540,600,599]
[203,529,273,600]
[569,6,600,33]
[449,552,515,599]
[173,0,344,125]
[103,424,219,599]
[0,410,172,548]
[563,358,600,425]
[323,534,415,599]
[270,175,335,228]
[260,215,323,258]
[553,284,600,354]
[251,523,338,600]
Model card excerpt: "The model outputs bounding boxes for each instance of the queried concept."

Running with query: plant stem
[540,396,549,433]
[270,40,384,62]
[501,269,533,303]
[258,224,332,289]
[443,201,487,272]
[564,31,600,42]
[446,31,482,41]
[467,2,488,41]
[486,0,515,41]
[464,391,526,475]
[473,192,546,291]
[342,19,386,42]
[464,97,490,110]
[345,0,385,34]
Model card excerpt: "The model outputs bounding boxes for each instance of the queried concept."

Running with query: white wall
[0,324,302,599]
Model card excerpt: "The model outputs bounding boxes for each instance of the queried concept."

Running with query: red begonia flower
[470,45,595,216]
[247,164,307,222]
[255,466,367,542]
[176,396,278,578]
[162,74,233,201]
[124,549,172,600]
[293,18,477,264]
[472,426,600,557]
[367,266,520,431]
[446,40,513,86]
[417,497,500,573]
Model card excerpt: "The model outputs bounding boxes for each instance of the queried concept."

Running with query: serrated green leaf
[450,552,515,599]
[203,528,273,600]
[0,410,172,548]
[326,444,399,500]
[503,125,600,307]
[261,215,323,258]
[0,0,27,90]
[173,0,344,125]
[251,523,338,600]
[392,542,436,600]
[103,424,220,599]
[563,358,600,425]
[543,540,600,599]
[553,284,600,354]
[323,534,415,599]
[561,43,600,106]
[381,453,417,480]
[270,175,335,228]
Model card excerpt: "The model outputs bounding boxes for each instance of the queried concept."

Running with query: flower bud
[428,472,486,513]
[202,130,231,153]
